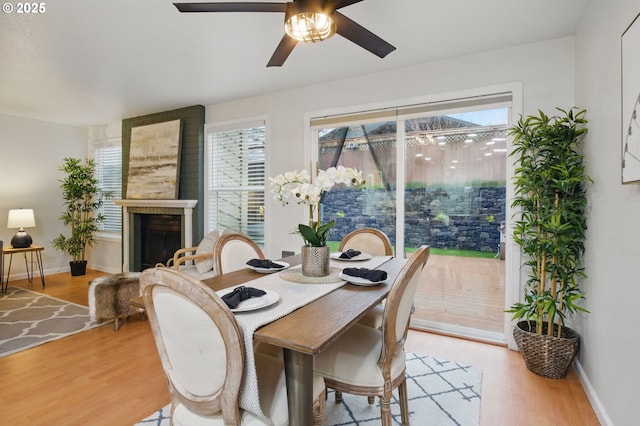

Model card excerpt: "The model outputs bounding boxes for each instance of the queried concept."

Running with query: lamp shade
[8,209,35,248]
[8,209,36,229]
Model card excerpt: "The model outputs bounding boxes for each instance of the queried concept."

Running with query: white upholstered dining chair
[339,228,394,330]
[314,245,430,426]
[212,232,265,275]
[140,267,326,426]
[338,227,393,257]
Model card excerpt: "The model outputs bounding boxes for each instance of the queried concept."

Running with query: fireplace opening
[139,214,182,270]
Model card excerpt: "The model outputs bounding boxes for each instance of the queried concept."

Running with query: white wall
[207,36,576,259]
[575,1,640,424]
[0,113,87,278]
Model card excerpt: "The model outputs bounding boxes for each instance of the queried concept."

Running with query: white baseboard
[574,358,613,426]
[3,267,63,284]
[87,263,121,274]
[3,265,118,284]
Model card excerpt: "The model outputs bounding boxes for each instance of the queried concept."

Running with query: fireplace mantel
[115,199,198,272]
[115,199,198,209]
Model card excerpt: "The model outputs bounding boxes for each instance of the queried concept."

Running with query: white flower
[270,166,365,208]
[297,182,322,204]
[270,166,365,246]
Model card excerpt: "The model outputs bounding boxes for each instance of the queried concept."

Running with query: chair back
[338,227,393,256]
[380,245,430,364]
[140,267,244,424]
[213,232,265,274]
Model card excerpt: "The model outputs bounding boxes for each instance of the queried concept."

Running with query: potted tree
[53,157,109,276]
[507,108,591,378]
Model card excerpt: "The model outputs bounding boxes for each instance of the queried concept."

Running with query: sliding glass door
[313,96,510,340]
[401,109,508,340]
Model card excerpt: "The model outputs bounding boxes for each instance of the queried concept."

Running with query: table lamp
[7,208,36,248]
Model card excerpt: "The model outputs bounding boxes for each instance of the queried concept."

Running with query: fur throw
[88,272,142,325]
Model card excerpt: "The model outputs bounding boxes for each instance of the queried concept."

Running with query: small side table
[2,244,45,292]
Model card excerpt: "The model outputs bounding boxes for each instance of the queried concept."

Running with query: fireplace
[119,106,205,272]
[139,214,182,269]
[115,199,198,272]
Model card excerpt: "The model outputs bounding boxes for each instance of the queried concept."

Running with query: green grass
[327,241,341,252]
[328,241,497,258]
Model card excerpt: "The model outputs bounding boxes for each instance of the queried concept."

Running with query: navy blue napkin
[342,267,388,282]
[222,286,266,309]
[339,249,361,259]
[246,259,285,269]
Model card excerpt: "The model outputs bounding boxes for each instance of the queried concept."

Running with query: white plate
[217,288,280,312]
[338,272,387,286]
[331,252,373,261]
[246,261,290,273]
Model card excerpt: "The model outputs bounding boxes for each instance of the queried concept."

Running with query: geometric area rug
[0,286,102,358]
[136,352,482,426]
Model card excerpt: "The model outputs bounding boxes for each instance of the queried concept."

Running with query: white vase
[301,245,330,277]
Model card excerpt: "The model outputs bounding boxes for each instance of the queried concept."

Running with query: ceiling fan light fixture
[284,5,335,43]
[173,0,396,66]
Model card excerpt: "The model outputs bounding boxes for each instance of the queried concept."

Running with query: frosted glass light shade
[284,6,335,43]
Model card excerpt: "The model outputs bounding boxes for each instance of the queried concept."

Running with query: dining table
[137,253,407,426]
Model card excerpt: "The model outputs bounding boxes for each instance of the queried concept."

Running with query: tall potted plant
[53,157,109,276]
[507,108,591,378]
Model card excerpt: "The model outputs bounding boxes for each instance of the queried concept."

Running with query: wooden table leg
[283,349,314,426]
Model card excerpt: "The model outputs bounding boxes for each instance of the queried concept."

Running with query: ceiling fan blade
[173,2,287,13]
[332,0,364,10]
[267,35,298,67]
[334,11,395,58]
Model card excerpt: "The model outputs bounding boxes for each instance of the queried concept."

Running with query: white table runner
[226,255,393,421]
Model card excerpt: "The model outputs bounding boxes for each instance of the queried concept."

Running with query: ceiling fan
[173,0,396,67]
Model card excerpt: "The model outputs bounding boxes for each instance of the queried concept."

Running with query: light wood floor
[0,270,599,425]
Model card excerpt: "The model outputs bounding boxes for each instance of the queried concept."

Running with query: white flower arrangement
[270,166,365,246]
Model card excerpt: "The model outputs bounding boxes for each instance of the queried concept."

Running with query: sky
[448,108,508,126]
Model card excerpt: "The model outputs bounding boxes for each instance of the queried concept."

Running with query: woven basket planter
[513,320,579,379]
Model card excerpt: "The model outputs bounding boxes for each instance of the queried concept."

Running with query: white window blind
[205,121,265,245]
[93,138,122,232]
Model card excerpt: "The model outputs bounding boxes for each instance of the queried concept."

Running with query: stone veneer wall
[323,186,505,253]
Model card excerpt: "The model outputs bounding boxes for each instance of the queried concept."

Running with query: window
[311,92,513,341]
[205,120,266,245]
[93,138,122,232]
